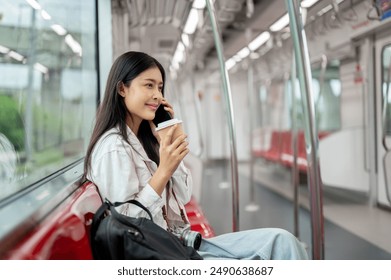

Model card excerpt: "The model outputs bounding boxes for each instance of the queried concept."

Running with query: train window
[312,78,320,102]
[256,85,268,127]
[312,64,341,131]
[382,45,391,137]
[286,78,304,129]
[0,0,97,201]
[329,79,341,97]
[282,64,341,132]
[259,85,267,102]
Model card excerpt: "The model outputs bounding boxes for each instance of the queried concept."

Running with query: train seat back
[3,180,214,259]
[4,181,102,259]
[253,129,331,172]
[185,197,215,238]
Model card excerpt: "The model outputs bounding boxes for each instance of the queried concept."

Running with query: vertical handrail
[316,54,328,127]
[365,37,377,207]
[190,75,205,157]
[290,55,300,239]
[285,0,325,259]
[246,59,259,211]
[25,8,37,163]
[381,49,391,152]
[381,47,391,204]
[206,0,240,232]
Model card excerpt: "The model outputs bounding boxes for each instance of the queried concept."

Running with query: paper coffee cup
[155,118,183,143]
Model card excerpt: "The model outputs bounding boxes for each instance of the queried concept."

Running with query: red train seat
[3,181,102,259]
[262,131,283,162]
[185,197,215,238]
[3,181,214,259]
[253,129,331,173]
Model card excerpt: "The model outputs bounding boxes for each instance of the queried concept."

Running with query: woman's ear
[117,81,126,97]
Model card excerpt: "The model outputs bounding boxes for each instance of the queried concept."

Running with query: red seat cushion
[4,182,102,260]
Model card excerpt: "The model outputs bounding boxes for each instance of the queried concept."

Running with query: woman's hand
[149,124,189,195]
[158,124,189,174]
[161,98,174,118]
[157,100,187,174]
[148,99,175,143]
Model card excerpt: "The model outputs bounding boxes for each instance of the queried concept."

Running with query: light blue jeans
[197,228,309,260]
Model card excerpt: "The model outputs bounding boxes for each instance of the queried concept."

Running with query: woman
[83,51,308,260]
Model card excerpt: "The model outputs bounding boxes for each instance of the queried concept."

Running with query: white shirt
[87,126,193,230]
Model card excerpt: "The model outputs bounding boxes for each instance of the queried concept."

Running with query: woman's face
[120,67,163,129]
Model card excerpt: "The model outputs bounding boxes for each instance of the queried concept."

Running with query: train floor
[200,159,391,260]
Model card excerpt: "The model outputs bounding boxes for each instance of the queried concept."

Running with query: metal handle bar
[285,0,325,260]
[205,0,240,232]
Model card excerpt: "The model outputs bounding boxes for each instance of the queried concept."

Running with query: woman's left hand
[161,98,174,118]
[149,99,175,143]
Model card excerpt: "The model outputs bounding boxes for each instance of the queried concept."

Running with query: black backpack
[90,199,203,260]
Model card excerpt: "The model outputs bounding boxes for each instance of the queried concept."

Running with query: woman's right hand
[148,125,189,195]
[158,124,189,175]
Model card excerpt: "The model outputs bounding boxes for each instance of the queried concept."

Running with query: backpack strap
[111,198,154,221]
[171,189,188,224]
[161,186,189,229]
[90,200,111,258]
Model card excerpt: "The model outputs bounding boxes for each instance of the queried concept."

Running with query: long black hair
[82,51,166,181]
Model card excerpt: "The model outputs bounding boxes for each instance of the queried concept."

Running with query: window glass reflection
[311,64,341,131]
[0,0,97,200]
[383,45,391,136]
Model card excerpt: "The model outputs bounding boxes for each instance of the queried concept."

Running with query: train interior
[1,0,391,260]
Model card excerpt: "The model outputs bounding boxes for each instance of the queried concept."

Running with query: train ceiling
[111,0,369,75]
[111,0,280,72]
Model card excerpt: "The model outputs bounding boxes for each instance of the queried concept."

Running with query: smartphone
[153,104,172,126]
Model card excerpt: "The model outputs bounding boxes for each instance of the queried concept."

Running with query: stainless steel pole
[206,0,240,232]
[290,55,300,239]
[190,75,204,157]
[246,59,259,212]
[285,0,325,259]
[382,46,391,203]
[25,7,37,163]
